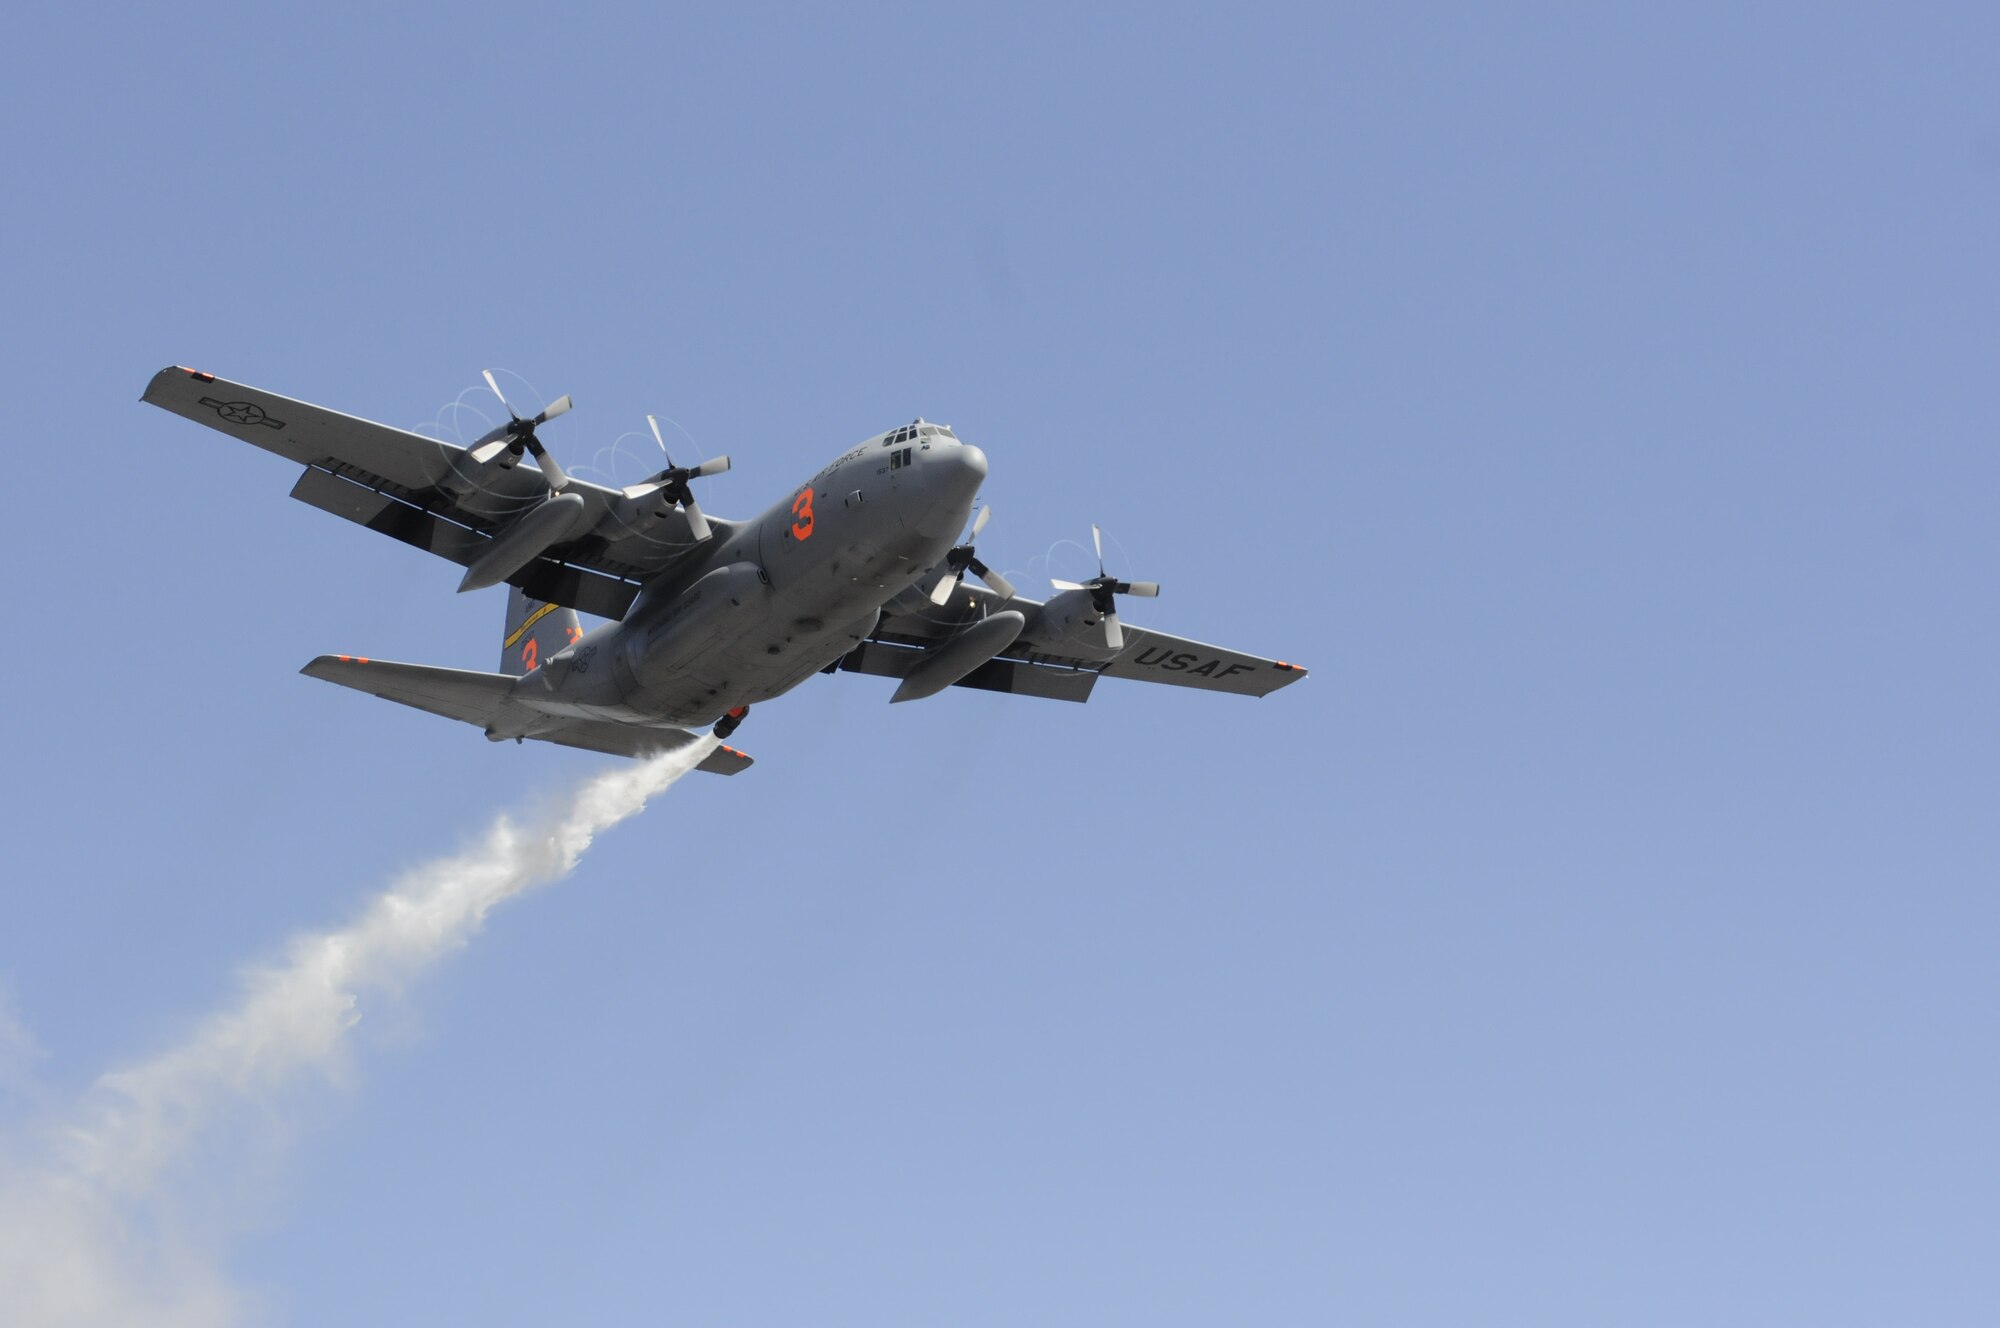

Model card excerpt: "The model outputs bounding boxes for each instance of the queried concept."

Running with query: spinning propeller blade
[482,369,510,414]
[469,370,573,489]
[1052,524,1158,651]
[931,504,1015,605]
[624,414,727,541]
[531,442,568,490]
[971,562,1016,602]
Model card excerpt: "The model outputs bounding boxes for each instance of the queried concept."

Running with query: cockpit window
[886,423,955,444]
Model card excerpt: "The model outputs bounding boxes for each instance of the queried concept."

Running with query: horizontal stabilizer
[300,655,753,774]
[301,655,513,727]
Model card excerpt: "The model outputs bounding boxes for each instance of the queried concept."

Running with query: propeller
[621,415,731,541]
[468,369,573,490]
[1049,524,1158,650]
[928,504,1017,605]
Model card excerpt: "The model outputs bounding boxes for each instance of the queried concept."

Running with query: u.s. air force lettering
[1128,646,1255,680]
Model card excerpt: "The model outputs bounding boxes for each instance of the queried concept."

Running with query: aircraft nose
[910,440,989,537]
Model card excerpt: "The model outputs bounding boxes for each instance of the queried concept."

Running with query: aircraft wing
[143,366,726,618]
[852,587,1308,701]
[1087,622,1308,696]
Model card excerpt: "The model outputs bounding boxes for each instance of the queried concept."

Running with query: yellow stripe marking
[503,600,563,649]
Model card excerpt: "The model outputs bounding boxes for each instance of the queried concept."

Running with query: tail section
[501,586,582,676]
[299,654,755,774]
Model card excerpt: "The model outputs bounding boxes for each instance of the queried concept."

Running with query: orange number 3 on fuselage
[791,487,815,540]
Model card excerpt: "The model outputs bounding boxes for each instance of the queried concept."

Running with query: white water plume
[0,739,717,1327]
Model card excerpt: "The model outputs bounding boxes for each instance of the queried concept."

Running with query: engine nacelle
[1025,589,1118,658]
[433,445,529,502]
[594,490,679,542]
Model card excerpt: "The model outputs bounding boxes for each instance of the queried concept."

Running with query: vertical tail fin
[501,586,582,676]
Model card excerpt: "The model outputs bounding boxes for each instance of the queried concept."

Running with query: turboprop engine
[1038,523,1159,652]
[599,415,731,542]
[439,370,574,502]
[1027,588,1122,658]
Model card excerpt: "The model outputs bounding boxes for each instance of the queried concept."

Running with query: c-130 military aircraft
[144,367,1307,775]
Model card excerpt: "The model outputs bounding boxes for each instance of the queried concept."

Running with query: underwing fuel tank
[458,492,589,593]
[890,610,1026,703]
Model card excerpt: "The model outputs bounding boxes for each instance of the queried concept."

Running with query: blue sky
[3,3,1996,1323]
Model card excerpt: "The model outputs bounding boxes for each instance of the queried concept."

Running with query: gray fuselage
[499,427,987,734]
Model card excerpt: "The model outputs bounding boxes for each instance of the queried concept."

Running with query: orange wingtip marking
[1275,661,1306,672]
[180,367,217,382]
[721,745,746,758]
[336,655,371,664]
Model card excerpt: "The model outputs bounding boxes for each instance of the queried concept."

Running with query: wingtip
[301,654,372,678]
